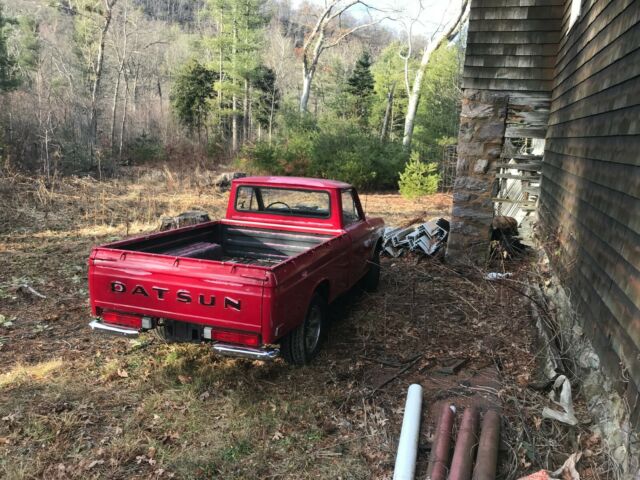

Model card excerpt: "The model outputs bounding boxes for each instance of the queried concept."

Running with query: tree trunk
[110,5,127,156]
[89,0,117,162]
[268,89,276,144]
[380,81,396,141]
[232,92,238,152]
[231,14,238,152]
[402,0,468,150]
[300,72,313,113]
[118,78,129,162]
[243,78,249,142]
[402,45,431,151]
[110,70,122,154]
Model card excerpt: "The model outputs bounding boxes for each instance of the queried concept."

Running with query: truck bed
[113,222,334,267]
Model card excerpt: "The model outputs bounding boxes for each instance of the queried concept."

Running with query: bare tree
[89,0,119,168]
[299,0,386,113]
[110,3,128,155]
[402,0,469,150]
[380,80,395,141]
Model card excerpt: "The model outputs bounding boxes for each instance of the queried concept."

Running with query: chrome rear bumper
[212,343,279,361]
[89,320,140,338]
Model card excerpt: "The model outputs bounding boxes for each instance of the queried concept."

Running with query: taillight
[102,311,142,329]
[206,328,259,346]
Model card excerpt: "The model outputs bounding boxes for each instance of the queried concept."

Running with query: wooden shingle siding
[465,55,556,68]
[468,19,563,31]
[462,77,553,91]
[470,5,564,20]
[464,66,555,80]
[552,1,640,101]
[463,0,563,92]
[466,43,558,56]
[540,0,640,393]
[475,0,564,7]
[467,31,562,44]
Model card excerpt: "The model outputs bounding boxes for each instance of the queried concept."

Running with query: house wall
[538,0,640,413]
[446,0,563,260]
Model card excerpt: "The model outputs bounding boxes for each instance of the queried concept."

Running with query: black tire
[361,246,381,292]
[281,293,327,365]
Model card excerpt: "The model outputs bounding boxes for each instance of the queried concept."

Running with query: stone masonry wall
[446,89,508,264]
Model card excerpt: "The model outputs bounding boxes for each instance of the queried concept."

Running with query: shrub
[398,152,440,199]
[125,133,165,164]
[239,116,407,191]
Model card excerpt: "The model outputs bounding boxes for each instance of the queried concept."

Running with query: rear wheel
[281,293,327,365]
[361,246,381,292]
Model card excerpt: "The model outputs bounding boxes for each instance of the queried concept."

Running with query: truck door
[341,188,371,286]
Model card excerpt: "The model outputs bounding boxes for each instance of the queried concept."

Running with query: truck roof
[234,176,352,190]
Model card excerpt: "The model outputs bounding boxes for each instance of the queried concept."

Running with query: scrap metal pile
[382,218,450,257]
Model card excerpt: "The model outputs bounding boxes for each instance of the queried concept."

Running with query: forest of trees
[0,0,466,191]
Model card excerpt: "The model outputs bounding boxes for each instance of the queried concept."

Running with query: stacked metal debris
[382,218,450,257]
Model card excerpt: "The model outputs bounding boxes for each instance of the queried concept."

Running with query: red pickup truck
[88,176,384,364]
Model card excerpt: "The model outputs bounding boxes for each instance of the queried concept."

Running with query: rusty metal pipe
[472,410,501,480]
[448,407,479,480]
[426,403,456,480]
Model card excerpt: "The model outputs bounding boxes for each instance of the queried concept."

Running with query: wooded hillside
[0,0,466,191]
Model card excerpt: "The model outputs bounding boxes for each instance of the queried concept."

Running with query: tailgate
[89,248,269,334]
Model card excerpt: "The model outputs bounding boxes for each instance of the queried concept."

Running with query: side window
[236,186,256,211]
[341,189,362,226]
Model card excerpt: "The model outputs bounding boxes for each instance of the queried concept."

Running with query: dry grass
[0,168,610,479]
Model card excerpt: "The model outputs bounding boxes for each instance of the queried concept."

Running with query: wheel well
[315,280,330,301]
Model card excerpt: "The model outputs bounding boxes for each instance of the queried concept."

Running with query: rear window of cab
[235,186,331,219]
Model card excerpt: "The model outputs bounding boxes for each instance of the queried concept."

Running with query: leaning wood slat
[504,154,544,161]
[491,198,537,207]
[495,163,542,171]
[504,126,548,138]
[495,173,541,180]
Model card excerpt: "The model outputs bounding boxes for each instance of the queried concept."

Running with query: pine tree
[0,3,18,92]
[346,51,374,125]
[171,59,218,142]
[203,0,268,151]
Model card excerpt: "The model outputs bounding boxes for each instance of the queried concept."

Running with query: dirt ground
[0,168,610,479]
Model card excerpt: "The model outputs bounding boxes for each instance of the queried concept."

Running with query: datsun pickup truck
[88,176,384,364]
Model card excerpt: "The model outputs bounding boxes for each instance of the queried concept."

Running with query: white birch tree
[402,0,469,150]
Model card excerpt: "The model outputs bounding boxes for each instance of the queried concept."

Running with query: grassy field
[0,168,607,479]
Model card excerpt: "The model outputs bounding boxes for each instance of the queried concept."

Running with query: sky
[290,0,464,36]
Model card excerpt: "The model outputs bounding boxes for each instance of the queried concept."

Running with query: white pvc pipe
[393,384,423,480]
